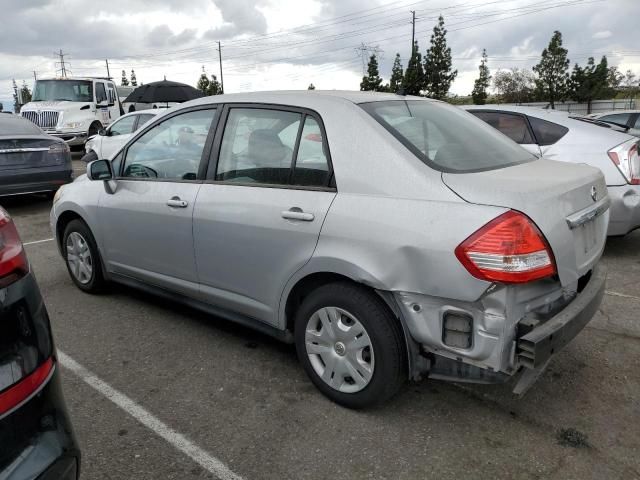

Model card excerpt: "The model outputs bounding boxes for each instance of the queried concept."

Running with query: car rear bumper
[43,131,87,147]
[396,265,605,389]
[0,168,73,196]
[606,184,640,235]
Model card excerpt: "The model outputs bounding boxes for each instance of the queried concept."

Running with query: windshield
[361,100,535,173]
[0,116,43,135]
[32,80,93,102]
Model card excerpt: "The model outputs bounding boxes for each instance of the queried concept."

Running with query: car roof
[185,90,432,107]
[118,109,163,120]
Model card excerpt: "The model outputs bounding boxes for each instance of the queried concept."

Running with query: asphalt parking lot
[3,158,640,480]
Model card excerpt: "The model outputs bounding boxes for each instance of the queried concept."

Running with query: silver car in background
[51,91,607,408]
[589,110,640,138]
[465,105,640,236]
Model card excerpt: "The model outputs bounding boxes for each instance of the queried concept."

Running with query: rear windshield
[0,116,43,135]
[361,100,535,173]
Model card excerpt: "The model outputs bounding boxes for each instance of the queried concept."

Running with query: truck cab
[20,77,121,147]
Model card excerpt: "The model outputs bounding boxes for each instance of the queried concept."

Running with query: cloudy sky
[1,0,638,109]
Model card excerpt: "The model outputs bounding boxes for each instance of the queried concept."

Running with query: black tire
[62,219,107,293]
[80,149,98,163]
[88,122,101,137]
[294,282,407,409]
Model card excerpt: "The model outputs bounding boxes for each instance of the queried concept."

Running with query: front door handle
[281,208,314,222]
[167,196,188,208]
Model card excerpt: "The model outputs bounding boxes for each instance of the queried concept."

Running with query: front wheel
[63,219,107,293]
[294,282,407,409]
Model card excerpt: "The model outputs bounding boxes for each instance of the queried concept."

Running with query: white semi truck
[19,77,123,147]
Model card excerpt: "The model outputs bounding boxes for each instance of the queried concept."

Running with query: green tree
[569,56,612,114]
[196,71,210,95]
[471,49,490,105]
[423,15,457,99]
[20,80,32,104]
[493,68,536,103]
[121,70,129,87]
[308,83,316,90]
[403,41,424,95]
[360,54,384,92]
[389,53,404,93]
[533,31,570,109]
[130,69,138,87]
[620,69,639,98]
[207,74,222,95]
[12,79,19,112]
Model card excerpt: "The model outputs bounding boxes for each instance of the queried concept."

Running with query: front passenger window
[121,109,216,180]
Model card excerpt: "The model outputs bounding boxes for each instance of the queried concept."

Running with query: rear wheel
[294,282,406,409]
[63,219,106,293]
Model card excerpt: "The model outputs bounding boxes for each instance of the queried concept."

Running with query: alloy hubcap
[305,306,374,393]
[66,232,93,284]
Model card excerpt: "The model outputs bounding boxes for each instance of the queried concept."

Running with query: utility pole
[217,41,224,94]
[105,59,111,80]
[410,10,416,58]
[33,71,37,81]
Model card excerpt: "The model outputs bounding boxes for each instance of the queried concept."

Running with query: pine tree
[130,69,138,87]
[533,31,570,109]
[12,79,19,112]
[196,71,210,95]
[389,54,404,93]
[308,83,316,90]
[207,75,222,95]
[121,70,129,87]
[403,41,424,95]
[20,81,32,104]
[423,15,457,100]
[360,54,384,92]
[569,56,611,114]
[471,49,490,105]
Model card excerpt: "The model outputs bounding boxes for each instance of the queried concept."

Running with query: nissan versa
[50,91,608,408]
[0,207,80,478]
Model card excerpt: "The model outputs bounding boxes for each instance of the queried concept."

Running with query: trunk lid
[442,159,608,287]
[0,137,65,170]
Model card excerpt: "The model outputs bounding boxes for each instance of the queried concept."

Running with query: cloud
[592,30,612,40]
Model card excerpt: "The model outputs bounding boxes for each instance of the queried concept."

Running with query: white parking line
[605,290,640,301]
[57,351,245,480]
[23,238,54,246]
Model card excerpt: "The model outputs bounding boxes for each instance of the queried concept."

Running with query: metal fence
[506,98,636,115]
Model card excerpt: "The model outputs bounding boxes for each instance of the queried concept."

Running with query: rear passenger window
[472,112,533,144]
[600,113,631,126]
[634,115,640,129]
[216,108,301,185]
[528,116,569,146]
[292,117,330,187]
[136,114,155,129]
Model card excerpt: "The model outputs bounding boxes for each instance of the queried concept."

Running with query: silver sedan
[51,91,608,408]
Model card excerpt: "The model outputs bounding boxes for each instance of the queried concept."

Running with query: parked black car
[0,115,73,197]
[0,206,80,478]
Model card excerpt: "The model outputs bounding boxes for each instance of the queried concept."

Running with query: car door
[97,106,218,296]
[193,105,336,326]
[94,82,111,126]
[470,111,541,156]
[100,114,137,159]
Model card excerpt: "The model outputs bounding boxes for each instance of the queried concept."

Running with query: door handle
[281,208,314,222]
[167,197,188,208]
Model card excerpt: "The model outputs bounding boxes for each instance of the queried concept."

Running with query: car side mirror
[98,128,107,136]
[87,159,113,181]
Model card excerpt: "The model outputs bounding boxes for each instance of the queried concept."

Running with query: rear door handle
[281,208,314,222]
[167,197,188,208]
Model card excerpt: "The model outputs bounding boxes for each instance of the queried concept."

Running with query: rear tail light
[0,357,54,417]
[608,139,640,185]
[48,142,70,155]
[455,211,556,284]
[0,207,28,287]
